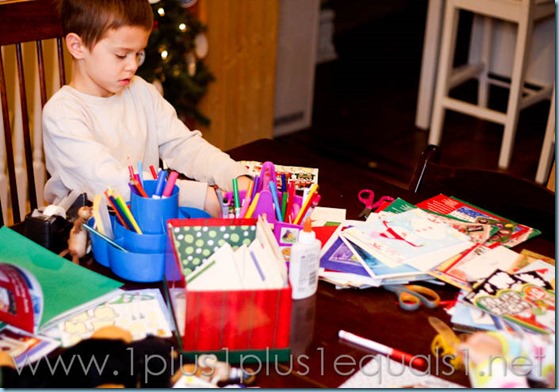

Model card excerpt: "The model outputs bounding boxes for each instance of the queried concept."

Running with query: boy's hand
[204,186,222,218]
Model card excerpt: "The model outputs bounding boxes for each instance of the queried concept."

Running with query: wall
[197,0,279,151]
[273,0,319,137]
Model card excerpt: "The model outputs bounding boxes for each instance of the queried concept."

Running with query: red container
[165,218,292,358]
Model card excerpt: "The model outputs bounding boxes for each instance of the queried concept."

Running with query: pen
[268,181,283,222]
[251,175,260,199]
[338,330,426,369]
[153,169,168,198]
[162,170,179,198]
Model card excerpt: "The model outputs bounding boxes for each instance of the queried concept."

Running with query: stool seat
[428,0,555,170]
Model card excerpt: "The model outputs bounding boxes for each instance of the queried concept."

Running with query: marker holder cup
[130,179,179,234]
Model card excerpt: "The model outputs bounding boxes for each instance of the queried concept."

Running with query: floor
[275,1,552,190]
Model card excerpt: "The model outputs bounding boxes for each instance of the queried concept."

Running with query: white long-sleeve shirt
[43,76,248,209]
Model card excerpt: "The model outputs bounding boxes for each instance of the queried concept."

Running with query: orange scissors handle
[385,284,440,311]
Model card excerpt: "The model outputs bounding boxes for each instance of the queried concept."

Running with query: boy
[43,0,251,217]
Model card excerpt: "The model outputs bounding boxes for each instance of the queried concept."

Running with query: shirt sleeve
[43,95,132,203]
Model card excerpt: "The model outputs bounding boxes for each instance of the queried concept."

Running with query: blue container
[130,180,179,234]
[87,217,119,267]
[108,238,165,283]
[179,206,212,219]
[113,219,166,253]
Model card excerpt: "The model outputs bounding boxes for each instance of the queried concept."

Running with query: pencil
[82,224,128,252]
[293,183,318,225]
[104,189,128,229]
[244,192,260,218]
[112,188,143,234]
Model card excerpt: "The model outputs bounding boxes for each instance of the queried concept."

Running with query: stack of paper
[319,195,547,295]
[170,216,288,291]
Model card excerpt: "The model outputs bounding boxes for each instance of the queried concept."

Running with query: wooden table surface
[83,138,553,388]
[222,138,555,388]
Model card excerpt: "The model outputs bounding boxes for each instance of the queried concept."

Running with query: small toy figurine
[59,206,92,264]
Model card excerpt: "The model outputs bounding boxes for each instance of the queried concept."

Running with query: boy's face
[73,26,150,97]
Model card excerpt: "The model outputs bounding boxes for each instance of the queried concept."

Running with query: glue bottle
[289,217,321,300]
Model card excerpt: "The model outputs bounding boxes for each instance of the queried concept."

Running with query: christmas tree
[137,0,214,126]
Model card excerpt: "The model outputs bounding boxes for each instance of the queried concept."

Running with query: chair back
[409,145,556,240]
[0,0,65,226]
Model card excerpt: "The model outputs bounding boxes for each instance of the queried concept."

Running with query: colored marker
[268,181,283,222]
[128,165,135,181]
[153,170,168,198]
[251,175,260,199]
[338,330,426,370]
[284,181,296,223]
[232,177,241,217]
[162,170,179,198]
[137,162,144,187]
[130,179,148,198]
[149,165,158,179]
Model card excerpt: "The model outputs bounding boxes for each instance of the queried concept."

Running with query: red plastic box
[164,218,292,362]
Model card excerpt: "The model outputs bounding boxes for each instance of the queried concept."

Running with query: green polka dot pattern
[171,224,257,276]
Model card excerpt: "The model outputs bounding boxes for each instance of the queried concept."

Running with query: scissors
[358,189,394,218]
[384,284,441,311]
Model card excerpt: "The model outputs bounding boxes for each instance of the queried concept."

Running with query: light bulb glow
[161,50,168,60]
[179,23,187,32]
[157,7,165,16]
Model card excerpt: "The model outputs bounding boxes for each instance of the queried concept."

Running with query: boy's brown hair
[59,0,153,49]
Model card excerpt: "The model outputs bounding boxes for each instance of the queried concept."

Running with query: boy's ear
[65,33,86,58]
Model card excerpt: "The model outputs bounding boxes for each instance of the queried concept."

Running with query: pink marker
[162,170,179,198]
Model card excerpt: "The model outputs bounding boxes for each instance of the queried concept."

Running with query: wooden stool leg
[477,15,492,108]
[536,85,555,184]
[498,4,534,170]
[428,0,460,146]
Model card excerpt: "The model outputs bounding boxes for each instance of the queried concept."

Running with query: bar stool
[535,84,555,185]
[428,0,555,169]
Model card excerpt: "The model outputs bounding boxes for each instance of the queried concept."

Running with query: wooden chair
[535,84,555,186]
[409,144,556,241]
[0,0,66,226]
[428,0,555,170]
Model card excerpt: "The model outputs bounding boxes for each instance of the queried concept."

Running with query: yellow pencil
[244,192,260,218]
[293,183,318,225]
[111,188,143,234]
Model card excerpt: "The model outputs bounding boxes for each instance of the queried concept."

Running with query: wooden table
[222,138,554,388]
[81,138,552,388]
